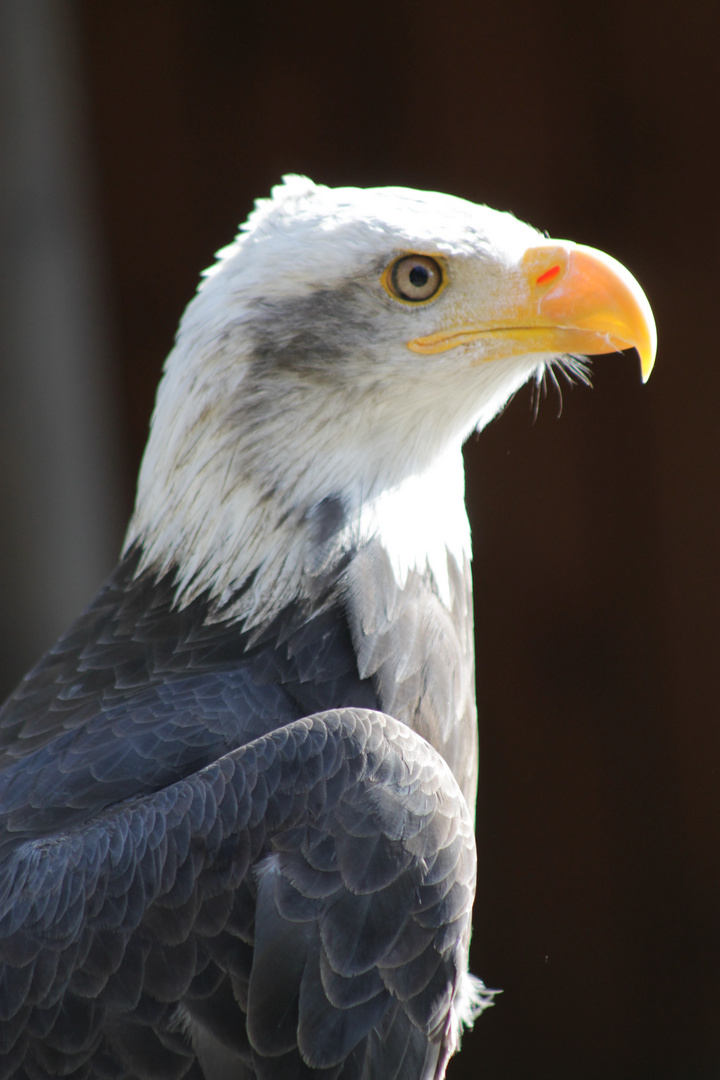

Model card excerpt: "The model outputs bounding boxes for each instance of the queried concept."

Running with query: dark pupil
[408,264,429,288]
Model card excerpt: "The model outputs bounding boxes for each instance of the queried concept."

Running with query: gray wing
[0,709,477,1080]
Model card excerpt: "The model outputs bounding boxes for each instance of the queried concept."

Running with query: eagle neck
[127,434,471,634]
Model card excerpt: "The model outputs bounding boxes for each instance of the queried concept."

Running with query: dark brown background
[2,3,719,1077]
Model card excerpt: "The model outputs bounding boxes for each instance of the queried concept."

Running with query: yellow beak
[408,242,657,382]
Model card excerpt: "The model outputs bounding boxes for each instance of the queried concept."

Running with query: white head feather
[126,176,549,625]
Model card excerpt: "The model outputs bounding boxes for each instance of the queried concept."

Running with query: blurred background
[0,2,718,1077]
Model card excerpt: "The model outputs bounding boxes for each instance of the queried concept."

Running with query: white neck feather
[126,425,470,628]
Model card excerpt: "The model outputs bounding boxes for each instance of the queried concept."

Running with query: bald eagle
[0,178,655,1080]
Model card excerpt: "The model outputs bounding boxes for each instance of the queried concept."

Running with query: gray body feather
[0,541,481,1079]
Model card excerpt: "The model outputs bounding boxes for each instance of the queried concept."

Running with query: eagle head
[126,176,655,624]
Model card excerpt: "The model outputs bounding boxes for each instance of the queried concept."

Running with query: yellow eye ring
[382,254,446,304]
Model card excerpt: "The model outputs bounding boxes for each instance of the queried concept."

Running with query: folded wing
[0,709,478,1080]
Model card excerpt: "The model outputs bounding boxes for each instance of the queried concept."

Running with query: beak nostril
[536,265,561,286]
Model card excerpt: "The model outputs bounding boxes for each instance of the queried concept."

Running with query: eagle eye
[384,254,444,303]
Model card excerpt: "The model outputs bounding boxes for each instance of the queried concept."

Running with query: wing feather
[0,708,475,1078]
